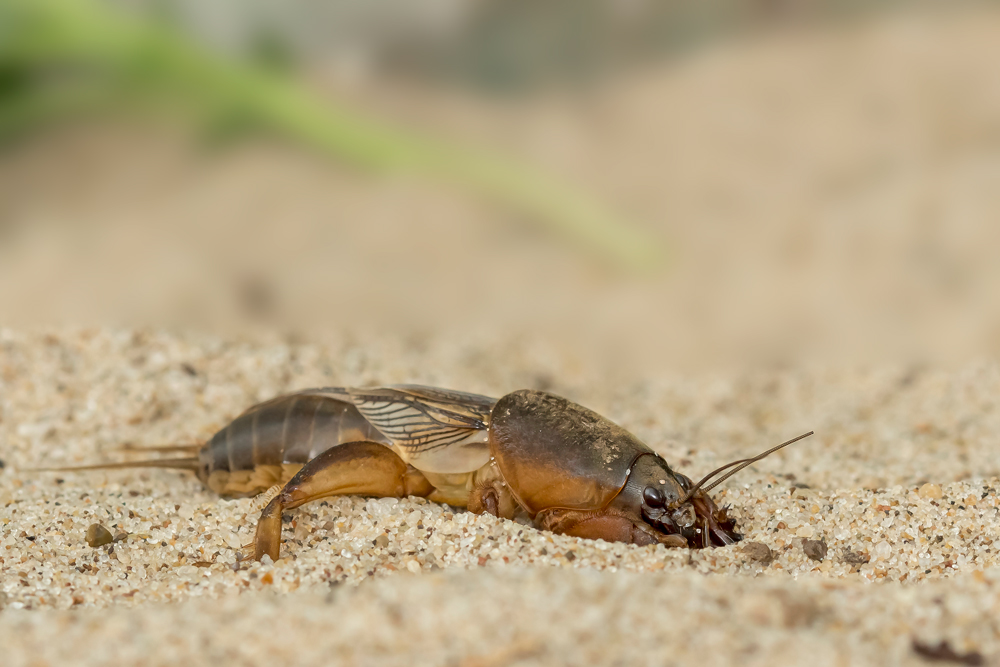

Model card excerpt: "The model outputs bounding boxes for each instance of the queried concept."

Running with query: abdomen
[201,390,390,496]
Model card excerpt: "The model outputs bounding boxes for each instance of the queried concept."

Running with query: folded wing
[302,385,497,474]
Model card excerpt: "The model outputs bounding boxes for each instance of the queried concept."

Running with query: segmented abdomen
[205,391,388,473]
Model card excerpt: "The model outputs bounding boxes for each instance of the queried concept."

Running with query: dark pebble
[742,541,774,563]
[912,640,983,666]
[803,539,828,561]
[86,523,114,548]
[842,548,870,564]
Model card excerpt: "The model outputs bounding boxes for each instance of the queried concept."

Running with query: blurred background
[2,0,1000,376]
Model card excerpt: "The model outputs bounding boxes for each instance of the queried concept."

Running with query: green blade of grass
[0,0,664,270]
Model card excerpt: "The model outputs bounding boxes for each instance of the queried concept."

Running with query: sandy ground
[2,329,1000,666]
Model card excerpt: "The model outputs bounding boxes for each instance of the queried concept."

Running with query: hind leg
[253,441,433,561]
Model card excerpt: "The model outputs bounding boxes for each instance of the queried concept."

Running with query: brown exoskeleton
[36,385,812,560]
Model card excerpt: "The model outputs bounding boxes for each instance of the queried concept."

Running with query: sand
[2,328,1000,666]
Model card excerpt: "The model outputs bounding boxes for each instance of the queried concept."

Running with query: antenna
[677,431,814,504]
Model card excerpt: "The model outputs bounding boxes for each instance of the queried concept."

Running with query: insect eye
[643,486,665,508]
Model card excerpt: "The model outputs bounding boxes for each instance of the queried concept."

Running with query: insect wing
[346,385,496,473]
[386,385,495,428]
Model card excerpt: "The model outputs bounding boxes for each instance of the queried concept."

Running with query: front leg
[536,508,688,548]
[254,441,433,561]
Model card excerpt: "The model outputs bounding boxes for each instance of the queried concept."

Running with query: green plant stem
[1,0,663,269]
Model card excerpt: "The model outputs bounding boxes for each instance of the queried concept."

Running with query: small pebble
[85,523,114,548]
[842,548,870,565]
[803,539,827,561]
[742,541,774,563]
[919,483,943,499]
[873,541,892,561]
[912,640,984,666]
[374,534,389,548]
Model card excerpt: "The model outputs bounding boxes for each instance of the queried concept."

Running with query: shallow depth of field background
[2,0,1000,375]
